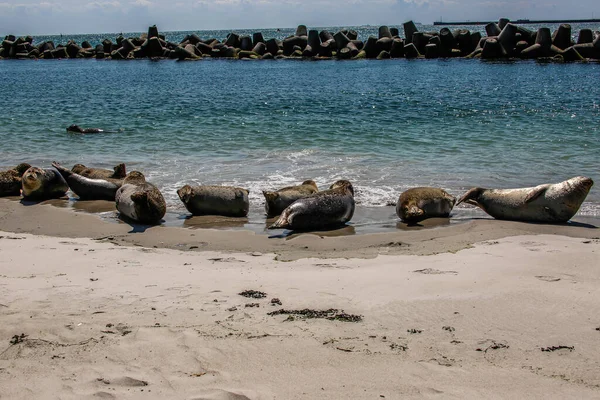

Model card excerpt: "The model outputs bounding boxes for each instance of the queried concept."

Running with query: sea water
[1,25,598,232]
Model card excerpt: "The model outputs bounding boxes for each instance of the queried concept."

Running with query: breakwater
[434,18,600,26]
[2,18,599,62]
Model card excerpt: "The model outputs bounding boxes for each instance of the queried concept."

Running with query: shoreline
[1,197,597,260]
[1,230,599,398]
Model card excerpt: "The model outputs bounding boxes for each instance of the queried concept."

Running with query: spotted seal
[262,180,319,216]
[396,187,456,223]
[457,176,594,223]
[178,185,250,217]
[0,163,32,197]
[115,172,166,224]
[21,166,69,200]
[66,125,104,134]
[71,163,126,179]
[52,162,124,200]
[269,180,355,230]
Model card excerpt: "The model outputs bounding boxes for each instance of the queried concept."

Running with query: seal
[115,172,166,224]
[262,180,319,216]
[66,125,104,134]
[71,163,126,180]
[0,163,31,197]
[396,187,456,223]
[52,162,124,200]
[178,185,250,217]
[456,176,594,223]
[21,166,69,200]
[269,179,355,231]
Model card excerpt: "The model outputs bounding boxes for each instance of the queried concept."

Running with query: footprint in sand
[535,276,561,282]
[413,268,458,275]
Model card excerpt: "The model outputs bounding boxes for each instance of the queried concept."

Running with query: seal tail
[51,161,74,178]
[268,209,291,229]
[456,187,484,206]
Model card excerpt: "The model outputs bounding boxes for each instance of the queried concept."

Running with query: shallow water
[1,26,599,231]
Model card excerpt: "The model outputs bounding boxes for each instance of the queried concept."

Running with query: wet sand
[0,197,597,260]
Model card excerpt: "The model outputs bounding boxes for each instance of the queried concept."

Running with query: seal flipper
[52,162,75,179]
[269,208,291,229]
[524,185,548,204]
[456,187,484,207]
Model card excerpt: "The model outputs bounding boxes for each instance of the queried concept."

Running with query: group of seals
[52,162,125,201]
[1,161,595,230]
[395,177,594,224]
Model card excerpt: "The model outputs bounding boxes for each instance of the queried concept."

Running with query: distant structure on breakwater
[1,17,599,62]
[434,18,600,26]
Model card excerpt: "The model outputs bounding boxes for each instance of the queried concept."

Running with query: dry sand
[0,198,599,399]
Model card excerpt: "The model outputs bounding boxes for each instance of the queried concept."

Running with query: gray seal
[52,162,123,200]
[269,180,355,231]
[0,163,31,197]
[457,176,594,223]
[262,180,319,216]
[115,172,166,224]
[71,163,126,179]
[396,187,456,223]
[21,166,69,200]
[178,185,249,217]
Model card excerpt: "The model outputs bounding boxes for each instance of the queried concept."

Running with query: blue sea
[1,24,599,232]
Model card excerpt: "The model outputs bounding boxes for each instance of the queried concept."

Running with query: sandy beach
[0,198,599,399]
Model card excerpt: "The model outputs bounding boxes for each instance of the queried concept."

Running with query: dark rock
[376,37,393,53]
[404,42,420,58]
[379,26,392,39]
[252,32,265,46]
[485,22,501,37]
[552,24,572,50]
[389,38,404,58]
[425,43,440,58]
[577,29,594,44]
[403,20,418,44]
[148,25,159,39]
[481,38,506,59]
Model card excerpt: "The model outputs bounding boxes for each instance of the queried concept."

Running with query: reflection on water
[396,218,452,230]
[183,214,249,230]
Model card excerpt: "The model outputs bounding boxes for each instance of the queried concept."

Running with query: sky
[0,0,598,35]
